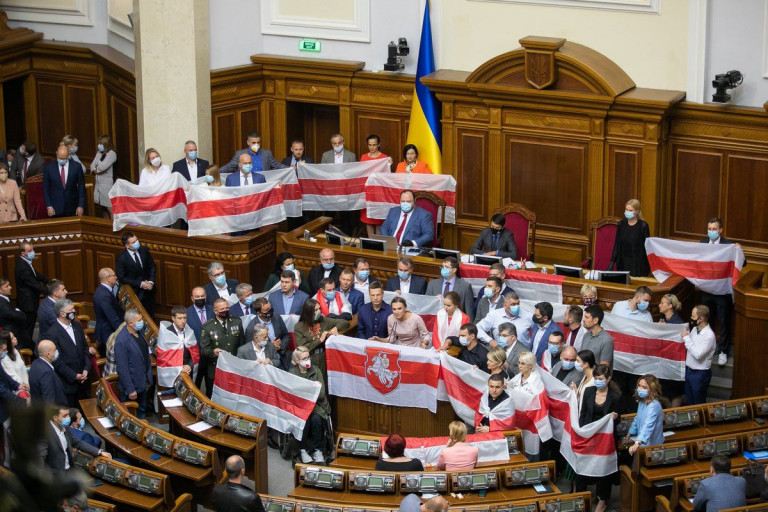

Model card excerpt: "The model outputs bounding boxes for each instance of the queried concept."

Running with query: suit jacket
[14,256,48,312]
[579,387,623,427]
[245,314,291,353]
[38,297,58,339]
[10,153,45,186]
[42,158,85,216]
[38,422,100,472]
[550,362,582,388]
[269,289,309,316]
[48,321,90,394]
[221,148,284,173]
[308,264,343,294]
[225,171,267,186]
[530,321,563,364]
[0,364,25,423]
[211,482,266,512]
[115,247,157,302]
[171,157,209,181]
[699,236,747,267]
[693,473,747,512]
[281,155,315,167]
[29,358,67,405]
[93,284,122,347]
[236,340,280,367]
[114,328,153,395]
[338,287,365,315]
[380,206,434,248]
[321,149,356,163]
[0,296,26,335]
[204,279,240,307]
[505,341,527,377]
[357,302,392,340]
[474,287,514,322]
[470,227,518,259]
[187,304,215,342]
[229,301,254,318]
[426,278,475,322]
[385,275,427,295]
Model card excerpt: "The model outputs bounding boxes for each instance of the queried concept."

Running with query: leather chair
[584,216,621,270]
[414,190,446,247]
[492,203,536,261]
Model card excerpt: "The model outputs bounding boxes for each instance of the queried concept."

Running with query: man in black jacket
[212,455,265,512]
[39,405,109,472]
[470,213,518,259]
[0,278,27,346]
[115,231,156,319]
[171,140,209,181]
[14,242,48,348]
[48,299,92,407]
[308,248,343,294]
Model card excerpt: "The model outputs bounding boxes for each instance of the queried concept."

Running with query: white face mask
[250,144,260,153]
[150,156,162,167]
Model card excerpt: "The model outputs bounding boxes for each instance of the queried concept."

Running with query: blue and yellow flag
[406,1,441,174]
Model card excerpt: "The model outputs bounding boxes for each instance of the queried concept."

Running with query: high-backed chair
[414,191,446,248]
[492,203,536,261]
[23,175,47,220]
[584,216,621,270]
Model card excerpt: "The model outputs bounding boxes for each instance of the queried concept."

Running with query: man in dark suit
[43,144,85,218]
[9,141,45,187]
[29,339,67,405]
[425,257,475,321]
[0,278,27,344]
[230,283,254,318]
[38,279,67,341]
[14,242,48,347]
[48,299,92,407]
[385,256,427,295]
[187,286,213,389]
[225,153,267,187]
[236,323,280,367]
[171,140,209,181]
[380,190,435,248]
[281,138,315,169]
[269,271,309,316]
[93,268,122,352]
[221,132,285,174]
[39,405,108,472]
[308,248,343,293]
[470,213,518,259]
[114,309,153,418]
[337,269,364,315]
[212,455,266,512]
[357,281,391,341]
[530,302,562,364]
[472,263,514,317]
[204,261,239,306]
[115,231,156,318]
[246,297,291,370]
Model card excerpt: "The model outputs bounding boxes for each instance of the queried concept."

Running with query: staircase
[707,354,734,402]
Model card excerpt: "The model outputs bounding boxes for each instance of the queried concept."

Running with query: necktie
[22,160,28,183]
[199,308,205,323]
[60,165,66,187]
[492,233,499,249]
[326,299,332,310]
[243,304,249,316]
[244,175,249,186]
[133,252,141,267]
[442,281,451,296]
[394,213,408,244]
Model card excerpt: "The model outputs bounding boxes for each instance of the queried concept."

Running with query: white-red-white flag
[460,263,564,304]
[212,352,320,440]
[645,237,743,295]
[186,181,286,236]
[383,432,509,467]
[364,173,457,223]
[298,160,390,211]
[437,353,488,424]
[262,168,302,217]
[109,173,188,230]
[326,335,440,412]
[156,321,199,387]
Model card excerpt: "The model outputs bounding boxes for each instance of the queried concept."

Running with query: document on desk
[97,417,115,429]
[161,398,183,408]
[188,421,214,433]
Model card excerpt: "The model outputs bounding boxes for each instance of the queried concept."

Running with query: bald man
[225,153,267,187]
[29,340,67,405]
[399,494,449,512]
[43,144,85,218]
[550,346,581,388]
[93,267,122,351]
[308,248,343,293]
[212,455,266,512]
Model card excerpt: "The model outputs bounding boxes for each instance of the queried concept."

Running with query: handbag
[742,459,767,499]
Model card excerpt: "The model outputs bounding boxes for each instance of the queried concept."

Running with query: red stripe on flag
[609,331,686,361]
[439,365,484,411]
[187,189,283,220]
[214,368,315,421]
[365,185,456,207]
[391,432,505,449]
[326,348,438,386]
[300,177,369,196]
[647,253,736,281]
[551,397,617,455]
[111,188,186,214]
[490,417,517,431]
[156,347,183,367]
[280,183,302,201]
[460,264,565,286]
[188,344,200,365]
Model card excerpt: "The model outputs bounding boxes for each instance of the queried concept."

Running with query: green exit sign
[299,39,321,52]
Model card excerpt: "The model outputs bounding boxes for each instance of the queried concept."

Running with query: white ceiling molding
[107,0,133,42]
[686,0,708,103]
[261,0,371,42]
[0,0,92,26]
[467,0,661,14]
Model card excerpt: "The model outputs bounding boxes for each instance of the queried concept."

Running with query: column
[133,0,211,166]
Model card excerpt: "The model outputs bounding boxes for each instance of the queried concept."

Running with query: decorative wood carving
[520,36,564,90]
[0,10,42,47]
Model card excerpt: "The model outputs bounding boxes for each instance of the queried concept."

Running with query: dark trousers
[300,412,324,453]
[700,291,732,355]
[685,367,711,405]
[20,309,37,349]
[195,356,207,389]
[575,472,617,501]
[121,390,147,419]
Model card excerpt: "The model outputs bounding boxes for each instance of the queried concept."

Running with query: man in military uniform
[200,298,245,397]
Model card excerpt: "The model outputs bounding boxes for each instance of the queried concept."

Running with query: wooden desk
[89,480,166,512]
[707,420,765,437]
[330,454,529,471]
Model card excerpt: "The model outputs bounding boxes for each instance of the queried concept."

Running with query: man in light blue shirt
[611,286,653,322]
[476,292,531,347]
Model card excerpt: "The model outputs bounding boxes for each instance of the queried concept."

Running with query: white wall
[3,0,108,44]
[208,0,262,70]
[705,0,768,107]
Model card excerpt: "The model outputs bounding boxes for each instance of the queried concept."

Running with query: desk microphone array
[73,449,166,496]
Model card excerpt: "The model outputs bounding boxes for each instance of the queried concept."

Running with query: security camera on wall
[712,70,743,103]
[384,37,409,72]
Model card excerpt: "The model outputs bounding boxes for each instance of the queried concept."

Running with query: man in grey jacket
[221,132,284,173]
[236,323,281,367]
[550,346,582,388]
[320,133,356,163]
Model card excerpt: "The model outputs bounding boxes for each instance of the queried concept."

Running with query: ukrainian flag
[406,0,441,174]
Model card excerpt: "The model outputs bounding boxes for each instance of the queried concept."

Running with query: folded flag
[383,432,508,467]
[298,160,390,211]
[438,353,488,424]
[109,173,188,230]
[364,173,456,223]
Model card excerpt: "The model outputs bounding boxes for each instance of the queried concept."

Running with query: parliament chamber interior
[1,1,768,511]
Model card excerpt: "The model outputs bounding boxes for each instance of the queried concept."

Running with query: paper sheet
[161,398,183,408]
[188,421,214,433]
[97,417,115,429]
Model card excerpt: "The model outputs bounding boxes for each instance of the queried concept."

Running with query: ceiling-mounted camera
[384,38,409,72]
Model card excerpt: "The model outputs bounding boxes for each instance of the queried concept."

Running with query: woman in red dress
[360,134,393,237]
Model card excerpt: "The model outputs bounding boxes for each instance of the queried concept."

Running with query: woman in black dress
[375,433,424,471]
[575,364,624,512]
[658,293,685,406]
[610,199,651,277]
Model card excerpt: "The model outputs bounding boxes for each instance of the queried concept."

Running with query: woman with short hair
[375,433,424,471]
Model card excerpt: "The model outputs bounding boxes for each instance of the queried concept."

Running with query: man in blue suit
[530,302,562,364]
[187,286,214,389]
[28,339,67,405]
[358,281,391,341]
[114,309,153,418]
[693,455,746,512]
[204,262,240,306]
[221,131,285,174]
[171,140,209,181]
[225,153,267,187]
[380,190,434,248]
[337,269,364,315]
[38,279,68,340]
[269,271,309,316]
[93,268,122,351]
[43,145,85,218]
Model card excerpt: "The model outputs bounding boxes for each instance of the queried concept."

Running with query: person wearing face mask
[67,407,102,451]
[580,284,598,308]
[203,261,240,306]
[426,256,474,320]
[351,257,378,293]
[0,163,26,223]
[580,305,614,366]
[225,153,267,187]
[115,309,153,417]
[200,299,245,398]
[138,147,170,187]
[14,242,49,348]
[625,374,664,455]
[47,299,92,407]
[39,279,68,341]
[681,305,716,405]
[337,269,364,315]
[290,345,332,464]
[28,340,67,405]
[171,139,209,181]
[221,131,284,174]
[456,323,489,373]
[497,323,525,376]
[92,269,120,352]
[308,248,342,294]
[562,305,587,351]
[529,302,561,364]
[230,283,255,318]
[540,331,565,372]
[186,286,213,389]
[475,277,504,323]
[43,143,85,218]
[608,198,651,277]
[116,231,157,318]
[476,292,531,348]
[381,189,435,249]
[321,133,356,164]
[611,286,653,322]
[39,405,108,472]
[264,252,311,295]
[236,324,280,366]
[385,256,427,295]
[60,135,81,165]
[470,214,518,259]
[294,298,349,377]
[245,297,291,370]
[472,263,515,316]
[203,164,223,187]
[313,278,353,321]
[434,292,470,352]
[89,135,117,219]
[269,271,310,317]
[9,140,44,188]
[549,345,581,387]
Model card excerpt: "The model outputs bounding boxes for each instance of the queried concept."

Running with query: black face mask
[261,309,273,319]
[491,228,502,235]
[218,310,229,319]
[194,298,206,308]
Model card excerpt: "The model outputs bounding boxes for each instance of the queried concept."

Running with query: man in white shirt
[611,286,653,322]
[352,258,375,292]
[385,256,427,295]
[476,292,531,347]
[236,323,279,366]
[681,305,716,405]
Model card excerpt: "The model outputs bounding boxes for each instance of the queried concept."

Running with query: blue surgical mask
[244,296,254,305]
[0,352,6,360]
[547,344,560,355]
[398,271,410,280]
[324,291,336,301]
[440,267,452,279]
[242,163,253,173]
[214,274,227,286]
[26,251,36,260]
[400,202,413,213]
[131,241,140,251]
[60,417,72,428]
[322,263,334,270]
[52,350,59,362]
[187,151,197,160]
[284,264,295,271]
[357,271,370,281]
[204,175,214,183]
[483,287,494,298]
[561,360,575,370]
[57,158,68,166]
[574,363,584,373]
[333,144,344,153]
[507,305,520,317]
[79,417,85,428]
[624,211,635,220]
[71,146,78,154]
[637,300,649,311]
[97,144,105,152]
[458,336,469,347]
[594,379,607,389]
[494,335,507,348]
[134,320,145,331]
[708,230,719,241]
[637,388,649,398]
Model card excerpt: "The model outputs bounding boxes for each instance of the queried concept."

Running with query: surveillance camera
[384,37,409,72]
[712,70,743,103]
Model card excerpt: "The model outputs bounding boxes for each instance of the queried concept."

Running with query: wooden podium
[732,270,768,397]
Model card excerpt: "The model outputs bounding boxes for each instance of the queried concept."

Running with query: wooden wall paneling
[36,80,65,155]
[606,144,641,216]
[23,71,38,144]
[66,84,98,162]
[670,145,722,238]
[239,109,261,149]
[725,154,768,245]
[455,127,489,221]
[95,251,115,275]
[59,249,85,295]
[109,94,138,182]
[213,111,237,168]
[161,261,185,309]
[353,111,405,163]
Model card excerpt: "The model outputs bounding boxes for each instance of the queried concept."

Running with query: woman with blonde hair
[436,421,478,471]
[138,148,170,187]
[204,164,223,187]
[626,374,664,455]
[658,293,684,324]
[609,198,651,277]
[61,135,81,164]
[580,283,598,308]
[0,164,26,223]
[486,347,509,380]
